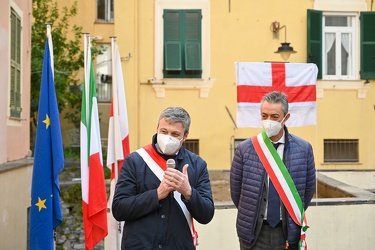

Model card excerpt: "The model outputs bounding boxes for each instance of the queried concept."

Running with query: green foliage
[31,0,83,148]
[104,166,111,179]
[60,183,82,204]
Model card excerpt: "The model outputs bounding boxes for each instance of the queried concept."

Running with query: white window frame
[322,12,358,80]
[96,0,114,22]
[313,0,370,99]
[96,44,112,102]
[151,0,215,98]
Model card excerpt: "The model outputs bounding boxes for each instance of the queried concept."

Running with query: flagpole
[83,33,90,124]
[46,22,58,250]
[46,23,54,77]
[110,36,122,250]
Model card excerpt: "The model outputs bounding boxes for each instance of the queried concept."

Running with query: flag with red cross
[235,62,318,128]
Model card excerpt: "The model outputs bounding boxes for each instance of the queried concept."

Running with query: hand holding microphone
[157,159,177,200]
[164,159,192,200]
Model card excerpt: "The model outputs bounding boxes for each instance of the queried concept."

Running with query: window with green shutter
[164,9,202,78]
[308,9,375,81]
[307,10,323,79]
[360,12,375,80]
[10,8,22,119]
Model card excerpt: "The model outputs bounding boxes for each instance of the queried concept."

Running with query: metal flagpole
[111,36,122,250]
[46,22,58,250]
[82,32,90,124]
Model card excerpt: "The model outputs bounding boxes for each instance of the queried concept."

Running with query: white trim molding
[152,0,214,98]
[316,80,370,99]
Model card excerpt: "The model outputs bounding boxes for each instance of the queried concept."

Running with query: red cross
[237,63,316,103]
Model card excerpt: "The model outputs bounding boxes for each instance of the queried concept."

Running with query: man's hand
[157,178,174,201]
[163,164,192,200]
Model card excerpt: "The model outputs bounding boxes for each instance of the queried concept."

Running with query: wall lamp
[272,21,296,61]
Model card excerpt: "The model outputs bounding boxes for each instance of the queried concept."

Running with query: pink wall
[0,0,32,163]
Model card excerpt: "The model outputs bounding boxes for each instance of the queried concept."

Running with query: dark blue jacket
[112,134,214,250]
[230,127,316,245]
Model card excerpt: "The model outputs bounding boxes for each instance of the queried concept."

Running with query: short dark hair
[261,91,289,115]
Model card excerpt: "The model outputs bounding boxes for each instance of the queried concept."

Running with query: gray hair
[261,91,289,115]
[158,107,191,134]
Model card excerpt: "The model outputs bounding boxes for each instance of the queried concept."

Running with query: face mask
[157,133,183,155]
[262,116,287,138]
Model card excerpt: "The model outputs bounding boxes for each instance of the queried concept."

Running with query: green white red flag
[104,39,130,250]
[81,34,108,249]
[252,131,308,250]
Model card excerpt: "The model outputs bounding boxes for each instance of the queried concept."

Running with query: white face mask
[262,116,287,138]
[157,133,183,155]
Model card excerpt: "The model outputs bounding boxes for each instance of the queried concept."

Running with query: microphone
[166,159,176,202]
[166,159,176,169]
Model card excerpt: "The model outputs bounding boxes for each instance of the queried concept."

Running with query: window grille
[184,139,199,155]
[324,139,359,163]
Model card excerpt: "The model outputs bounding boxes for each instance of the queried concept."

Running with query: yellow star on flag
[43,114,50,129]
[35,197,47,212]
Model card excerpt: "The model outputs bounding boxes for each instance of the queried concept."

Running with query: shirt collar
[272,129,286,144]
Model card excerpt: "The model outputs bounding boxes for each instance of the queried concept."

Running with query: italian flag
[104,40,130,250]
[80,35,108,250]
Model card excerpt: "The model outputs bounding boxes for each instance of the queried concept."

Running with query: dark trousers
[239,223,299,250]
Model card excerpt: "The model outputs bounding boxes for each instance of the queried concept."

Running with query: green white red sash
[136,145,199,247]
[252,131,308,250]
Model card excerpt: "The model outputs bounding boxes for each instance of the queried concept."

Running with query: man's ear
[283,113,291,124]
[184,132,189,141]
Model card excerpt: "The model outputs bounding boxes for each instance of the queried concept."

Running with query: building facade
[62,0,375,171]
[0,0,32,249]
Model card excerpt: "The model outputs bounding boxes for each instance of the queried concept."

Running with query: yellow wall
[0,163,33,249]
[59,0,375,170]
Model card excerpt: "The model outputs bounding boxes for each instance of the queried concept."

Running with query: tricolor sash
[252,131,308,250]
[136,145,199,247]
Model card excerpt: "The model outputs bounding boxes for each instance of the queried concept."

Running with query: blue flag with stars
[29,36,64,249]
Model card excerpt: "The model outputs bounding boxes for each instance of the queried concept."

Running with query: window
[96,44,112,102]
[184,139,199,155]
[151,0,214,98]
[10,7,22,119]
[324,139,359,163]
[97,0,113,22]
[307,10,375,80]
[323,14,356,80]
[164,10,202,78]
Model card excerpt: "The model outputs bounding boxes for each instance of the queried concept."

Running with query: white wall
[196,203,375,249]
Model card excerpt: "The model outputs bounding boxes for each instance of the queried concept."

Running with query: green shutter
[10,8,22,118]
[164,10,182,71]
[165,42,182,70]
[185,43,201,70]
[360,12,375,80]
[307,9,322,79]
[163,9,202,78]
[184,10,201,70]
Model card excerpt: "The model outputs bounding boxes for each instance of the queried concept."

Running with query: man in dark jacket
[112,107,214,250]
[230,91,316,250]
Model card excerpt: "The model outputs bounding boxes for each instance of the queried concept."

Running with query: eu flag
[29,36,64,249]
